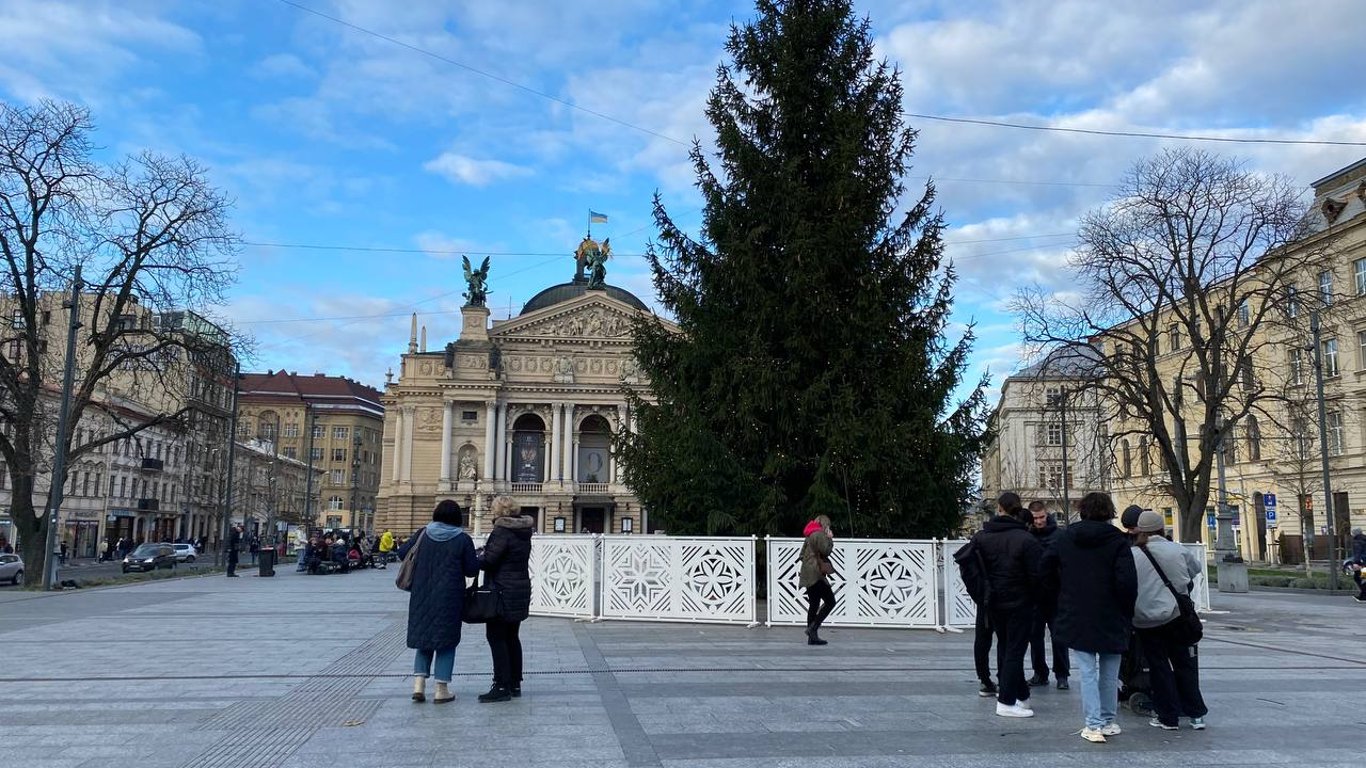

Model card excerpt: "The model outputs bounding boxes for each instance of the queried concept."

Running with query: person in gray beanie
[1131,510,1207,730]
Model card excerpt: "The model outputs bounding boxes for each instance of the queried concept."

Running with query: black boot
[510,683,521,698]
[478,684,512,703]
[806,625,828,646]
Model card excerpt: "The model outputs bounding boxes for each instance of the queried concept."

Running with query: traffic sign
[1266,508,1277,526]
[1264,493,1277,508]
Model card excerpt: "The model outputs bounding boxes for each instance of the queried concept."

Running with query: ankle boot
[412,677,426,702]
[433,682,454,704]
[510,682,521,698]
[807,627,828,646]
[478,684,512,703]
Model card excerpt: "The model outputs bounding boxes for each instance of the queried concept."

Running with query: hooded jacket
[1353,533,1366,564]
[1042,520,1138,653]
[402,522,480,650]
[798,523,834,589]
[481,515,535,622]
[1131,535,1202,629]
[970,514,1043,611]
[1030,515,1061,552]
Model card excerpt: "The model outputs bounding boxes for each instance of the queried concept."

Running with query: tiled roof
[239,371,383,413]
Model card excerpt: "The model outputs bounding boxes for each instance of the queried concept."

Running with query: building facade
[377,253,666,537]
[228,437,324,542]
[237,371,384,534]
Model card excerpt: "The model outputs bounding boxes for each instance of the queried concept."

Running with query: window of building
[10,309,23,330]
[461,410,478,421]
[1237,299,1250,328]
[259,420,276,440]
[311,424,324,439]
[1168,324,1181,352]
[332,448,346,462]
[1356,258,1366,296]
[1121,440,1132,478]
[1045,422,1063,446]
[1290,347,1304,386]
[238,423,251,439]
[81,472,90,496]
[311,447,323,461]
[119,476,128,498]
[333,426,349,440]
[1239,359,1254,391]
[283,423,299,438]
[1138,437,1150,475]
[1324,337,1340,377]
[330,469,344,484]
[1328,411,1345,456]
[328,496,343,511]
[1044,387,1062,407]
[1359,330,1366,372]
[282,447,297,460]
[1038,462,1065,490]
[1320,270,1334,306]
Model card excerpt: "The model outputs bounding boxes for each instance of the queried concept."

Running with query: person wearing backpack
[970,491,1044,718]
[1131,510,1207,731]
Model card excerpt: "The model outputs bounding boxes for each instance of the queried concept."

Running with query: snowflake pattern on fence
[765,538,939,628]
[528,535,596,618]
[600,536,755,623]
[941,539,976,628]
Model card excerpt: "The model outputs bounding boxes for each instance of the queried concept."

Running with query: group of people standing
[969,490,1207,742]
[398,496,533,705]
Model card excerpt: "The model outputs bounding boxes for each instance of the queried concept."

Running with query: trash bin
[257,548,276,577]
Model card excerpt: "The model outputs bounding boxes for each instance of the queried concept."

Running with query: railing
[766,537,940,629]
[599,535,757,625]
[141,457,164,471]
[137,498,159,511]
[576,482,610,494]
[510,482,542,494]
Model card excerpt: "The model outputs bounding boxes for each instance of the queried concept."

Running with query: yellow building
[237,372,384,533]
[377,244,667,536]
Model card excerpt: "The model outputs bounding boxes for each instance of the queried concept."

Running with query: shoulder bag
[394,531,424,591]
[1139,545,1203,645]
[462,571,504,624]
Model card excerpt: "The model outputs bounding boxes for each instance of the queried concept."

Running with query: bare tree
[1015,148,1322,543]
[0,101,239,584]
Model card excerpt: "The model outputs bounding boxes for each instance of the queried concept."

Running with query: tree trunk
[12,486,44,587]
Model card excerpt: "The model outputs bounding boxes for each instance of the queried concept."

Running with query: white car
[165,543,198,563]
[0,553,23,585]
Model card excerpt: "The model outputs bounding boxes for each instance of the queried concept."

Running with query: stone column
[482,400,496,482]
[549,402,562,483]
[562,404,575,483]
[390,407,404,482]
[401,406,415,482]
[494,403,507,481]
[439,400,454,485]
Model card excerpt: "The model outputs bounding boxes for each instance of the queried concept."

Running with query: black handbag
[462,572,503,624]
[1139,545,1203,645]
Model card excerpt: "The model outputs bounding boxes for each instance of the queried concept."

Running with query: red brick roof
[239,371,384,415]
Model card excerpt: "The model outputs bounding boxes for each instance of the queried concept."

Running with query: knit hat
[1136,510,1165,533]
[1120,505,1144,530]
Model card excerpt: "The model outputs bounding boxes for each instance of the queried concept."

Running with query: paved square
[2,567,1361,768]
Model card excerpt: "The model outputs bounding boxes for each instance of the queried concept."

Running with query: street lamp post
[1310,311,1339,590]
[350,431,362,533]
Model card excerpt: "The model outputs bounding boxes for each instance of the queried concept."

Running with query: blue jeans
[1074,651,1121,729]
[413,648,456,683]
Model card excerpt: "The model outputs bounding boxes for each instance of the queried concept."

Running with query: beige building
[377,251,667,537]
[981,348,1108,522]
[1088,157,1366,562]
[228,437,324,541]
[237,372,384,534]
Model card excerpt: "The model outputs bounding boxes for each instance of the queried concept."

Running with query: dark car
[122,544,176,573]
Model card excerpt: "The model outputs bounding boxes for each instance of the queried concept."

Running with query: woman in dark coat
[1041,491,1138,744]
[477,495,534,703]
[398,499,479,704]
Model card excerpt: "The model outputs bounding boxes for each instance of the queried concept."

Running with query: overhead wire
[908,113,1366,147]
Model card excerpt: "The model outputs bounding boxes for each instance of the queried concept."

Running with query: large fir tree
[619,0,988,538]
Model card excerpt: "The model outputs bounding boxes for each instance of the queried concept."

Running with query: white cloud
[423,151,532,187]
[251,53,316,81]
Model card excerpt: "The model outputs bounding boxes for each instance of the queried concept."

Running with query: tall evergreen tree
[619,0,988,538]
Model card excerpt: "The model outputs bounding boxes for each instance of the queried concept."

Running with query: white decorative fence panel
[528,535,598,619]
[598,536,757,625]
[941,539,976,629]
[766,537,940,629]
[1182,543,1211,612]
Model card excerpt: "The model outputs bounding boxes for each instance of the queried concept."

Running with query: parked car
[165,543,198,563]
[122,544,176,573]
[0,553,22,585]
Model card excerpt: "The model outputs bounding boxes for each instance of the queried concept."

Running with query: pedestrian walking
[1042,492,1138,743]
[798,515,836,646]
[1351,529,1366,603]
[58,540,68,565]
[1132,510,1208,731]
[972,491,1043,718]
[378,529,395,569]
[398,499,479,705]
[248,536,260,565]
[477,496,534,703]
[226,524,241,577]
[98,539,109,563]
[1026,500,1069,690]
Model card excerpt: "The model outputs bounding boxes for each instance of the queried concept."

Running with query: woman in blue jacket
[398,499,479,704]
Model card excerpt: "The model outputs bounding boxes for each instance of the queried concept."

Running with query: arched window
[1138,437,1150,476]
[511,413,547,483]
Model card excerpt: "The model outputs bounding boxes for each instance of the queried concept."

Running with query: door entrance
[579,507,605,534]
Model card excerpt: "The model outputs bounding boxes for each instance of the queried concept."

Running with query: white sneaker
[1100,723,1122,736]
[995,702,1034,718]
[1080,727,1107,743]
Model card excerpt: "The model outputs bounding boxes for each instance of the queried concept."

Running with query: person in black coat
[225,525,241,577]
[1026,501,1069,690]
[398,499,479,704]
[477,495,534,703]
[971,491,1043,718]
[1042,492,1138,744]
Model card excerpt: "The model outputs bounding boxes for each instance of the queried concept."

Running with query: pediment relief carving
[496,302,635,341]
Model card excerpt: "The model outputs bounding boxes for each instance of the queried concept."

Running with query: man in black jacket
[1026,501,1069,690]
[226,524,241,577]
[971,491,1044,718]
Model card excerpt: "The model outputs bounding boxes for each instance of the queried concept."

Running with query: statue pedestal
[460,305,490,342]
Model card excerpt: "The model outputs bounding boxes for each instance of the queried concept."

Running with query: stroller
[1118,630,1154,716]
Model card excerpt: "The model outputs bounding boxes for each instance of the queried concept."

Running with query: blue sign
[1207,512,1217,529]
[1266,508,1278,526]
[1264,493,1277,509]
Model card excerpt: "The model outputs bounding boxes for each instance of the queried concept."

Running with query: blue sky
[3,0,1366,402]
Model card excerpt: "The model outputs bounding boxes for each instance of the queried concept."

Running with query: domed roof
[520,280,649,316]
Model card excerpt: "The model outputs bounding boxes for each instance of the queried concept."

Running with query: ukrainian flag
[589,210,609,224]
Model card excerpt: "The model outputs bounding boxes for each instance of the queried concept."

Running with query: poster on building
[514,433,543,483]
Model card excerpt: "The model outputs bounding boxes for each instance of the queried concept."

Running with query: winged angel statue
[462,255,491,307]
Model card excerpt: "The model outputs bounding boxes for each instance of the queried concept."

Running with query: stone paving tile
[3,567,1363,767]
